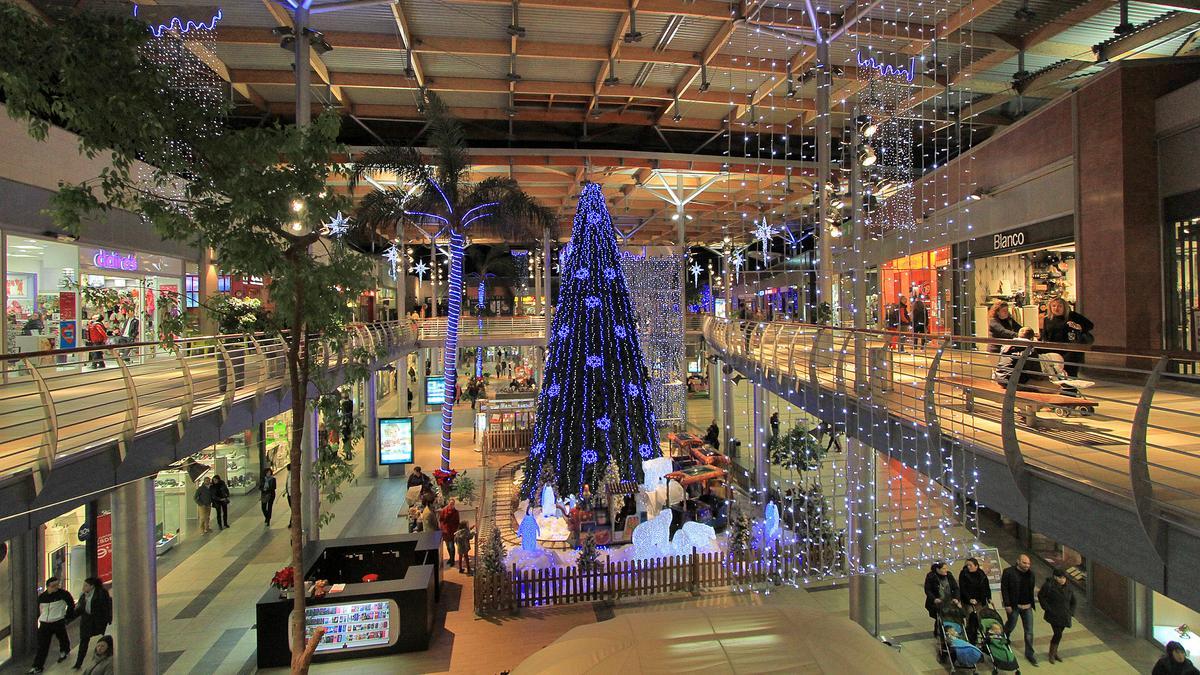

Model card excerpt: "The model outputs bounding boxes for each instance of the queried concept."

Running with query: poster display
[378,417,414,465]
[96,512,112,584]
[425,376,445,406]
[972,546,1004,593]
[297,600,398,654]
[59,321,77,350]
[59,292,76,320]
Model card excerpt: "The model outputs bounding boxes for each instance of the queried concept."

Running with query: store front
[879,246,951,334]
[1163,190,1200,371]
[952,216,1076,339]
[77,245,184,343]
[5,234,80,354]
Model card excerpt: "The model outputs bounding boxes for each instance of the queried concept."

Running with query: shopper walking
[911,294,929,347]
[29,576,74,673]
[923,562,959,638]
[958,557,992,644]
[439,499,461,566]
[419,502,438,534]
[211,474,231,530]
[260,468,278,527]
[71,577,111,670]
[987,300,1022,353]
[1037,568,1076,663]
[769,411,780,438]
[704,420,720,449]
[1001,554,1039,665]
[85,315,108,369]
[407,466,431,490]
[454,523,474,574]
[1153,641,1200,675]
[80,635,113,675]
[194,477,214,534]
[1042,297,1093,377]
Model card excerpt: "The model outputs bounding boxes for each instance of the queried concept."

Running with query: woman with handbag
[1041,298,1093,377]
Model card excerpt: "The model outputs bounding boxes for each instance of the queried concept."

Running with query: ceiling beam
[1094,11,1200,62]
[260,0,351,110]
[1020,0,1116,49]
[658,19,737,124]
[391,1,426,88]
[588,0,642,116]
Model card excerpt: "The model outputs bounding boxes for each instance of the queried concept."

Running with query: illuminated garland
[519,184,660,499]
[620,250,686,426]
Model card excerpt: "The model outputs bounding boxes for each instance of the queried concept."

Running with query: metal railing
[0,321,414,492]
[702,316,1200,545]
[416,316,548,342]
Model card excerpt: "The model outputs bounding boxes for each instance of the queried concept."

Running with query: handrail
[702,316,1200,538]
[0,321,416,493]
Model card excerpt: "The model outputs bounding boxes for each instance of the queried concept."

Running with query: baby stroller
[1037,352,1095,395]
[977,605,1021,674]
[937,603,985,672]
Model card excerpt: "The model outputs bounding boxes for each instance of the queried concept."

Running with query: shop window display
[40,507,87,594]
[5,235,79,354]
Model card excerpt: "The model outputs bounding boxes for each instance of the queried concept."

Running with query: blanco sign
[994,231,1026,250]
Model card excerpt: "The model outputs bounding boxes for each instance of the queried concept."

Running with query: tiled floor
[8,386,1161,674]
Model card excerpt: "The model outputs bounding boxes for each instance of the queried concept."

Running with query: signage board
[59,292,76,320]
[97,512,113,584]
[971,546,1005,593]
[425,376,446,406]
[958,216,1074,258]
[291,599,399,654]
[378,417,414,465]
[59,321,77,350]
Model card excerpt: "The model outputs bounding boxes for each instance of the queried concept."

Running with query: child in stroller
[993,328,1094,398]
[938,603,985,671]
[977,605,1021,673]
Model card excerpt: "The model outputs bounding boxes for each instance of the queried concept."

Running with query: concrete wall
[1158,78,1200,199]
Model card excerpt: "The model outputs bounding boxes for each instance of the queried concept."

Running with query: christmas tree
[520,183,660,499]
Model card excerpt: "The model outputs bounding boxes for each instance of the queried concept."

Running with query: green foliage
[728,513,752,563]
[816,301,833,326]
[451,473,477,504]
[795,484,839,551]
[480,526,507,576]
[154,290,187,347]
[208,295,270,334]
[767,424,826,472]
[577,533,601,575]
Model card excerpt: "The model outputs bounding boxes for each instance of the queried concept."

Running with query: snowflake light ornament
[584,296,600,309]
[574,268,590,280]
[383,244,401,280]
[586,355,602,368]
[582,449,599,464]
[321,211,351,238]
[595,416,611,431]
[626,383,640,397]
[730,252,745,282]
[603,267,617,280]
[638,443,653,459]
[753,217,778,246]
[614,325,627,338]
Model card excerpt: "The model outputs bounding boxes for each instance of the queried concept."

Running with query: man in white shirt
[28,576,74,673]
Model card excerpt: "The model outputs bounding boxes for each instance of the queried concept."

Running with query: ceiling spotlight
[1014,2,1036,21]
[830,224,843,238]
[506,71,522,82]
[698,61,711,92]
[503,106,518,118]
[672,112,682,122]
[290,221,304,232]
[291,199,305,213]
[730,374,745,385]
[785,78,797,99]
[604,56,620,86]
[307,29,332,55]
[507,23,526,37]
[859,144,877,167]
[859,119,878,139]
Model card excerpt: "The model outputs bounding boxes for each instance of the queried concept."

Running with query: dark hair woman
[987,300,1022,353]
[1037,569,1076,663]
[1042,297,1093,377]
[1153,641,1200,675]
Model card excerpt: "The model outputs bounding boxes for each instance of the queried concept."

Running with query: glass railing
[703,316,1200,533]
[0,321,413,489]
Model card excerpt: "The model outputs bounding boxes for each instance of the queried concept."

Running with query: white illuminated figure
[518,509,542,553]
[763,501,781,548]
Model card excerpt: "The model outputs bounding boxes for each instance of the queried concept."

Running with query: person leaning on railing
[987,300,1022,353]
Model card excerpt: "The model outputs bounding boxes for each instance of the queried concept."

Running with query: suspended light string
[519,184,660,499]
[620,250,686,427]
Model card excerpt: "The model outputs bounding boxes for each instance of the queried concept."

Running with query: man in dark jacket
[30,576,74,673]
[923,562,959,637]
[1001,554,1038,664]
[911,295,929,347]
[958,557,992,643]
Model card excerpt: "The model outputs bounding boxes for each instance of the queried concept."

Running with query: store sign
[93,249,138,271]
[960,216,1075,258]
[425,376,446,406]
[97,512,113,584]
[59,321,77,349]
[59,292,76,320]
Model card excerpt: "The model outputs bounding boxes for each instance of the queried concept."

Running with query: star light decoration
[753,217,778,259]
[689,262,703,286]
[410,260,429,280]
[730,252,745,283]
[384,244,401,280]
[321,211,351,238]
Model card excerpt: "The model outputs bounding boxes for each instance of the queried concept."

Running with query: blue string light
[520,183,660,499]
[133,5,224,38]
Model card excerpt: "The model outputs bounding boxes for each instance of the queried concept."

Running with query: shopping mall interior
[1,0,1199,672]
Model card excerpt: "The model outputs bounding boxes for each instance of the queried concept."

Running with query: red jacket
[439,505,460,538]
[87,322,107,345]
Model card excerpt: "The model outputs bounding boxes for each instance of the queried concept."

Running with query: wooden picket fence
[474,550,774,615]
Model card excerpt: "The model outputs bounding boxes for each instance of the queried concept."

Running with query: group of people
[924,554,1077,666]
[988,298,1095,394]
[28,576,114,674]
[192,474,232,534]
[402,467,475,574]
[884,294,931,351]
[83,311,141,369]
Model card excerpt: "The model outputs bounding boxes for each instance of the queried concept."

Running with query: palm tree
[466,246,515,377]
[352,93,554,470]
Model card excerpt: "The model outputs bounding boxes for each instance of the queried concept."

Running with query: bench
[938,376,1098,429]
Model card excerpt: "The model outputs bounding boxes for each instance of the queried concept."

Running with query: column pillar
[110,478,158,672]
[815,39,834,317]
[542,229,552,320]
[847,437,879,635]
[301,405,320,543]
[9,528,39,658]
[721,364,735,458]
[364,372,378,478]
[199,247,218,335]
[709,357,721,428]
[751,382,767,498]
